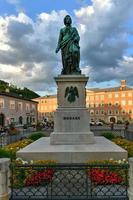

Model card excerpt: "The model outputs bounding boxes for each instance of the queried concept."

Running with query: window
[128,100,132,106]
[90,103,94,108]
[86,103,89,108]
[128,92,132,97]
[108,110,112,114]
[121,100,126,106]
[100,95,104,100]
[32,104,35,111]
[0,98,4,109]
[90,110,94,115]
[18,102,22,110]
[129,110,132,114]
[95,95,99,100]
[115,110,119,114]
[10,100,15,109]
[86,97,89,101]
[26,103,30,111]
[108,94,112,98]
[121,92,125,97]
[115,102,119,106]
[101,110,104,114]
[115,93,119,98]
[95,111,99,115]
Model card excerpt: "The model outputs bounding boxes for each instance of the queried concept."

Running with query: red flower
[88,168,123,185]
[25,169,54,186]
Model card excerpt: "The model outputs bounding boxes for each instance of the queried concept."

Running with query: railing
[0,128,37,147]
[10,163,129,200]
[90,126,125,137]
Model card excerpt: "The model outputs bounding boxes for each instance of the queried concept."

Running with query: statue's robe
[57,26,80,74]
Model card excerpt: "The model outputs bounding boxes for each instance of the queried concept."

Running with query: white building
[0,92,38,127]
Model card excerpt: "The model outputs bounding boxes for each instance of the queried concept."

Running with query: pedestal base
[50,132,95,144]
[17,137,127,163]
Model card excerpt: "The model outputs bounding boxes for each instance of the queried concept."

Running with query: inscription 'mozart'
[63,116,80,120]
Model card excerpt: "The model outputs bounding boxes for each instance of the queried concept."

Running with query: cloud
[0,11,67,93]
[74,0,133,85]
[0,0,133,95]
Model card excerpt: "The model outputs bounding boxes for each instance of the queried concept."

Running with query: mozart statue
[55,15,81,75]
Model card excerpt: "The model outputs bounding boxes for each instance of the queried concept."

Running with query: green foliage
[0,148,16,159]
[102,132,115,140]
[0,80,40,99]
[28,132,44,141]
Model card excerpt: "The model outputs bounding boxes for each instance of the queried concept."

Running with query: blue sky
[0,0,133,95]
[0,0,91,17]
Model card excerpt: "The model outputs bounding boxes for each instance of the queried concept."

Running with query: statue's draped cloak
[57,26,80,74]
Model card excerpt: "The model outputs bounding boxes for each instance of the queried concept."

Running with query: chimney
[120,80,126,89]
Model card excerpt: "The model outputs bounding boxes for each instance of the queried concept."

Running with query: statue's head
[64,15,72,25]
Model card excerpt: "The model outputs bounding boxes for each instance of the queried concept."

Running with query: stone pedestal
[17,74,128,163]
[0,159,10,200]
[50,75,95,145]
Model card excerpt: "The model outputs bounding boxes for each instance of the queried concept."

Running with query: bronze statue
[56,15,81,75]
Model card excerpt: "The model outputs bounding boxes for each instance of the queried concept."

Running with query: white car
[95,121,103,126]
[90,121,95,126]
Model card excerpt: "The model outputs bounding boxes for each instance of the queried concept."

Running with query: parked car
[90,121,95,126]
[95,121,103,126]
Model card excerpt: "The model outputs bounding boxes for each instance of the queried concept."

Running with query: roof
[0,92,38,103]
[34,94,57,100]
[86,86,133,93]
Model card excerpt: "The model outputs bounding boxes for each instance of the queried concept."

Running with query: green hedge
[102,132,116,140]
[28,132,45,141]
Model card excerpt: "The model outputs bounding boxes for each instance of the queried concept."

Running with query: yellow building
[34,80,133,123]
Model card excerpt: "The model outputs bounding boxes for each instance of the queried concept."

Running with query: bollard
[128,158,133,200]
[0,158,10,200]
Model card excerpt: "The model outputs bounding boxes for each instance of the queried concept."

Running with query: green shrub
[0,148,16,160]
[28,132,44,141]
[102,132,115,140]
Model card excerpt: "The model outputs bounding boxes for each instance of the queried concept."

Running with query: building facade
[34,80,133,124]
[34,95,57,122]
[0,92,38,127]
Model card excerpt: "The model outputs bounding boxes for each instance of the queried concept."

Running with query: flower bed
[88,168,123,185]
[86,159,128,185]
[12,159,56,188]
[3,139,33,153]
[112,138,133,157]
[25,169,54,186]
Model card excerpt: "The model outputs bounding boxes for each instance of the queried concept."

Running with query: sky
[0,0,133,96]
